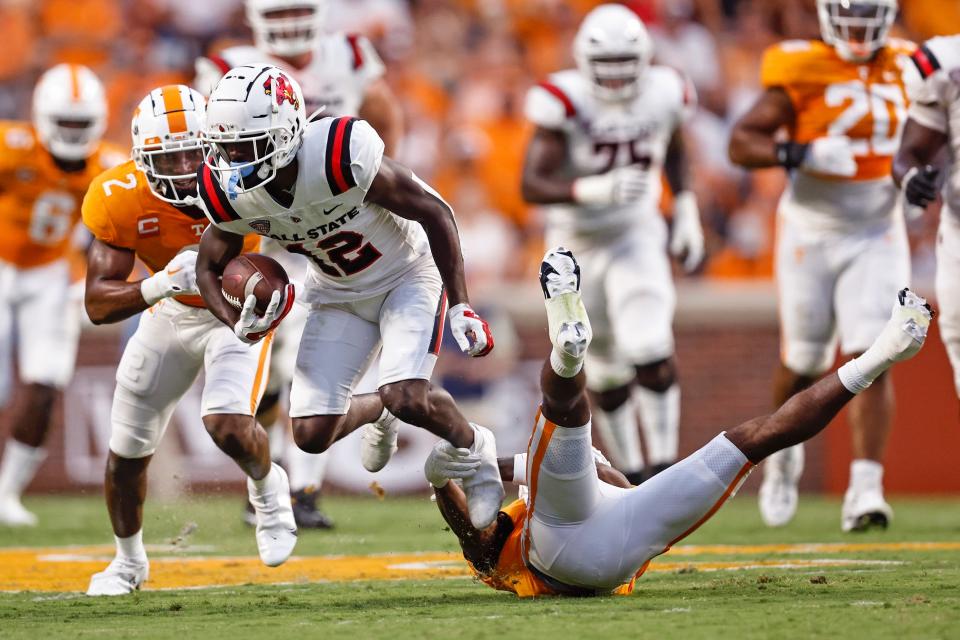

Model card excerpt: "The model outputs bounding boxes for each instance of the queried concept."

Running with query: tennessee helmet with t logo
[817,0,898,62]
[573,3,654,102]
[131,85,207,206]
[32,64,107,161]
[246,0,326,57]
[202,65,306,198]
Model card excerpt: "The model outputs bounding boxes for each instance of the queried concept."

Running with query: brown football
[221,253,290,315]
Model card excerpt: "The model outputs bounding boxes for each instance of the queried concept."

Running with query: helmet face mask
[131,85,208,206]
[201,65,306,200]
[574,4,653,102]
[817,0,898,62]
[33,64,107,161]
[246,0,326,57]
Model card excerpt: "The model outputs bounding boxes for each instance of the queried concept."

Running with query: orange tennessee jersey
[0,121,126,268]
[466,499,636,598]
[82,159,259,307]
[761,39,916,181]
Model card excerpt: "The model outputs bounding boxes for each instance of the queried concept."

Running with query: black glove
[903,165,940,208]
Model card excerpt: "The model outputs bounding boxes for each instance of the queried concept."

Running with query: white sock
[115,530,147,561]
[849,459,884,492]
[633,384,680,465]
[266,418,286,464]
[286,443,328,492]
[837,338,897,394]
[0,439,47,498]
[249,464,274,492]
[593,401,644,474]
[550,348,583,378]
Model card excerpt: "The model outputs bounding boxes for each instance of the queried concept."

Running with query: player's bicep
[897,118,950,167]
[86,239,136,285]
[523,127,568,178]
[198,223,246,272]
[734,87,795,136]
[367,156,453,224]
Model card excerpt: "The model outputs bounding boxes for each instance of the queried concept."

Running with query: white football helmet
[32,64,107,161]
[131,85,207,206]
[817,0,897,62]
[246,0,326,57]
[202,65,306,196]
[574,4,654,102]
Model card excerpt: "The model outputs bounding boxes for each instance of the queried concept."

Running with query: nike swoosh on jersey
[323,204,342,216]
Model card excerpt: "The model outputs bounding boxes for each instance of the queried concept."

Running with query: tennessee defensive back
[82,85,295,597]
[428,248,932,597]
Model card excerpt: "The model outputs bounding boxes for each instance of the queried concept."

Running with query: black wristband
[775,142,809,169]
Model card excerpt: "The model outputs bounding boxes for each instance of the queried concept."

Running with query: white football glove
[448,303,494,357]
[669,191,705,272]
[572,166,648,206]
[802,136,857,177]
[140,250,199,305]
[233,283,295,344]
[424,440,482,489]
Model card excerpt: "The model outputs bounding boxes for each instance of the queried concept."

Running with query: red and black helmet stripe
[325,117,358,196]
[911,44,941,79]
[207,54,232,74]
[345,34,364,70]
[428,289,448,355]
[198,165,242,224]
[537,82,576,118]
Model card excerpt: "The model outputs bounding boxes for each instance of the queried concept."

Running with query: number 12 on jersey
[287,230,383,278]
[825,80,906,156]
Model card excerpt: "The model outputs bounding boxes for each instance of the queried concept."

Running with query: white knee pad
[782,340,834,377]
[109,383,173,459]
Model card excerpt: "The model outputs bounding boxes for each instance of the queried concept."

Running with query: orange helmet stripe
[69,65,81,100]
[160,85,188,134]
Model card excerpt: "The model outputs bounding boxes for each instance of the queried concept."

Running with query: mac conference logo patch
[249,219,272,234]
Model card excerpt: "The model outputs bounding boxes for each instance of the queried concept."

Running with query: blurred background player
[729,0,912,530]
[893,35,960,409]
[427,247,932,598]
[0,64,121,527]
[195,0,402,529]
[82,85,295,596]
[520,4,704,484]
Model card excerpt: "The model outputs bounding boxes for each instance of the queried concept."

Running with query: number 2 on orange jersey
[825,80,906,156]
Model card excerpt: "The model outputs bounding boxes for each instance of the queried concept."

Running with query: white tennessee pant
[548,218,676,392]
[0,259,80,402]
[522,411,752,590]
[289,262,445,417]
[937,211,960,397]
[776,213,910,375]
[109,299,272,459]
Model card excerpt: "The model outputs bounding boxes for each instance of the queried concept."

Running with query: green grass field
[2,493,960,639]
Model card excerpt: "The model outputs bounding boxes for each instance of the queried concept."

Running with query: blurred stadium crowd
[0,0,957,288]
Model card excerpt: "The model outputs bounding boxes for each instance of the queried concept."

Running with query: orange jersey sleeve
[84,160,259,307]
[760,39,916,181]
[0,121,123,268]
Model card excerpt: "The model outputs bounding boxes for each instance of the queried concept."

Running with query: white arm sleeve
[512,453,528,486]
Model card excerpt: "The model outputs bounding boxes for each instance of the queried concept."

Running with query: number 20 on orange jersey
[825,80,906,156]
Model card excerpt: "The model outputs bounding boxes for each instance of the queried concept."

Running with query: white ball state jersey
[195,33,385,117]
[904,35,960,220]
[198,117,430,304]
[524,67,694,240]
